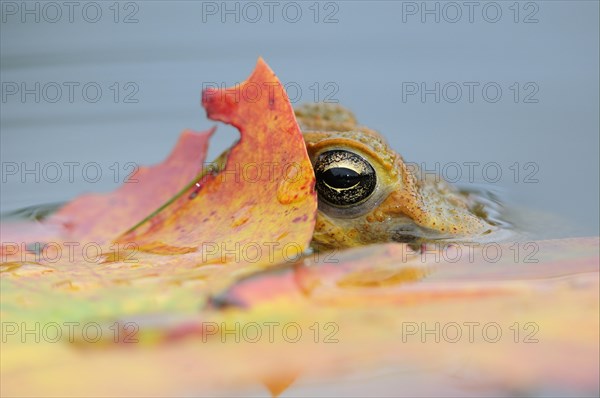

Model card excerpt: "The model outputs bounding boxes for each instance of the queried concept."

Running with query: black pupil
[314,150,377,207]
[321,167,360,189]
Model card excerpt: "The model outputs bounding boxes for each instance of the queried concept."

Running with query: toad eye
[314,150,376,207]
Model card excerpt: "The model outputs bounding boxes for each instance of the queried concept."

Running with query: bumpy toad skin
[295,103,494,250]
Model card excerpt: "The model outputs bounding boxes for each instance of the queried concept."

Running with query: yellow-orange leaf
[117,58,317,266]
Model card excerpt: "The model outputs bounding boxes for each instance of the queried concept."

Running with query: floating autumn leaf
[116,57,317,268]
[1,57,317,271]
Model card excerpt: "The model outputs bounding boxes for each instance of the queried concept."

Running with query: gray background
[1,0,598,238]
